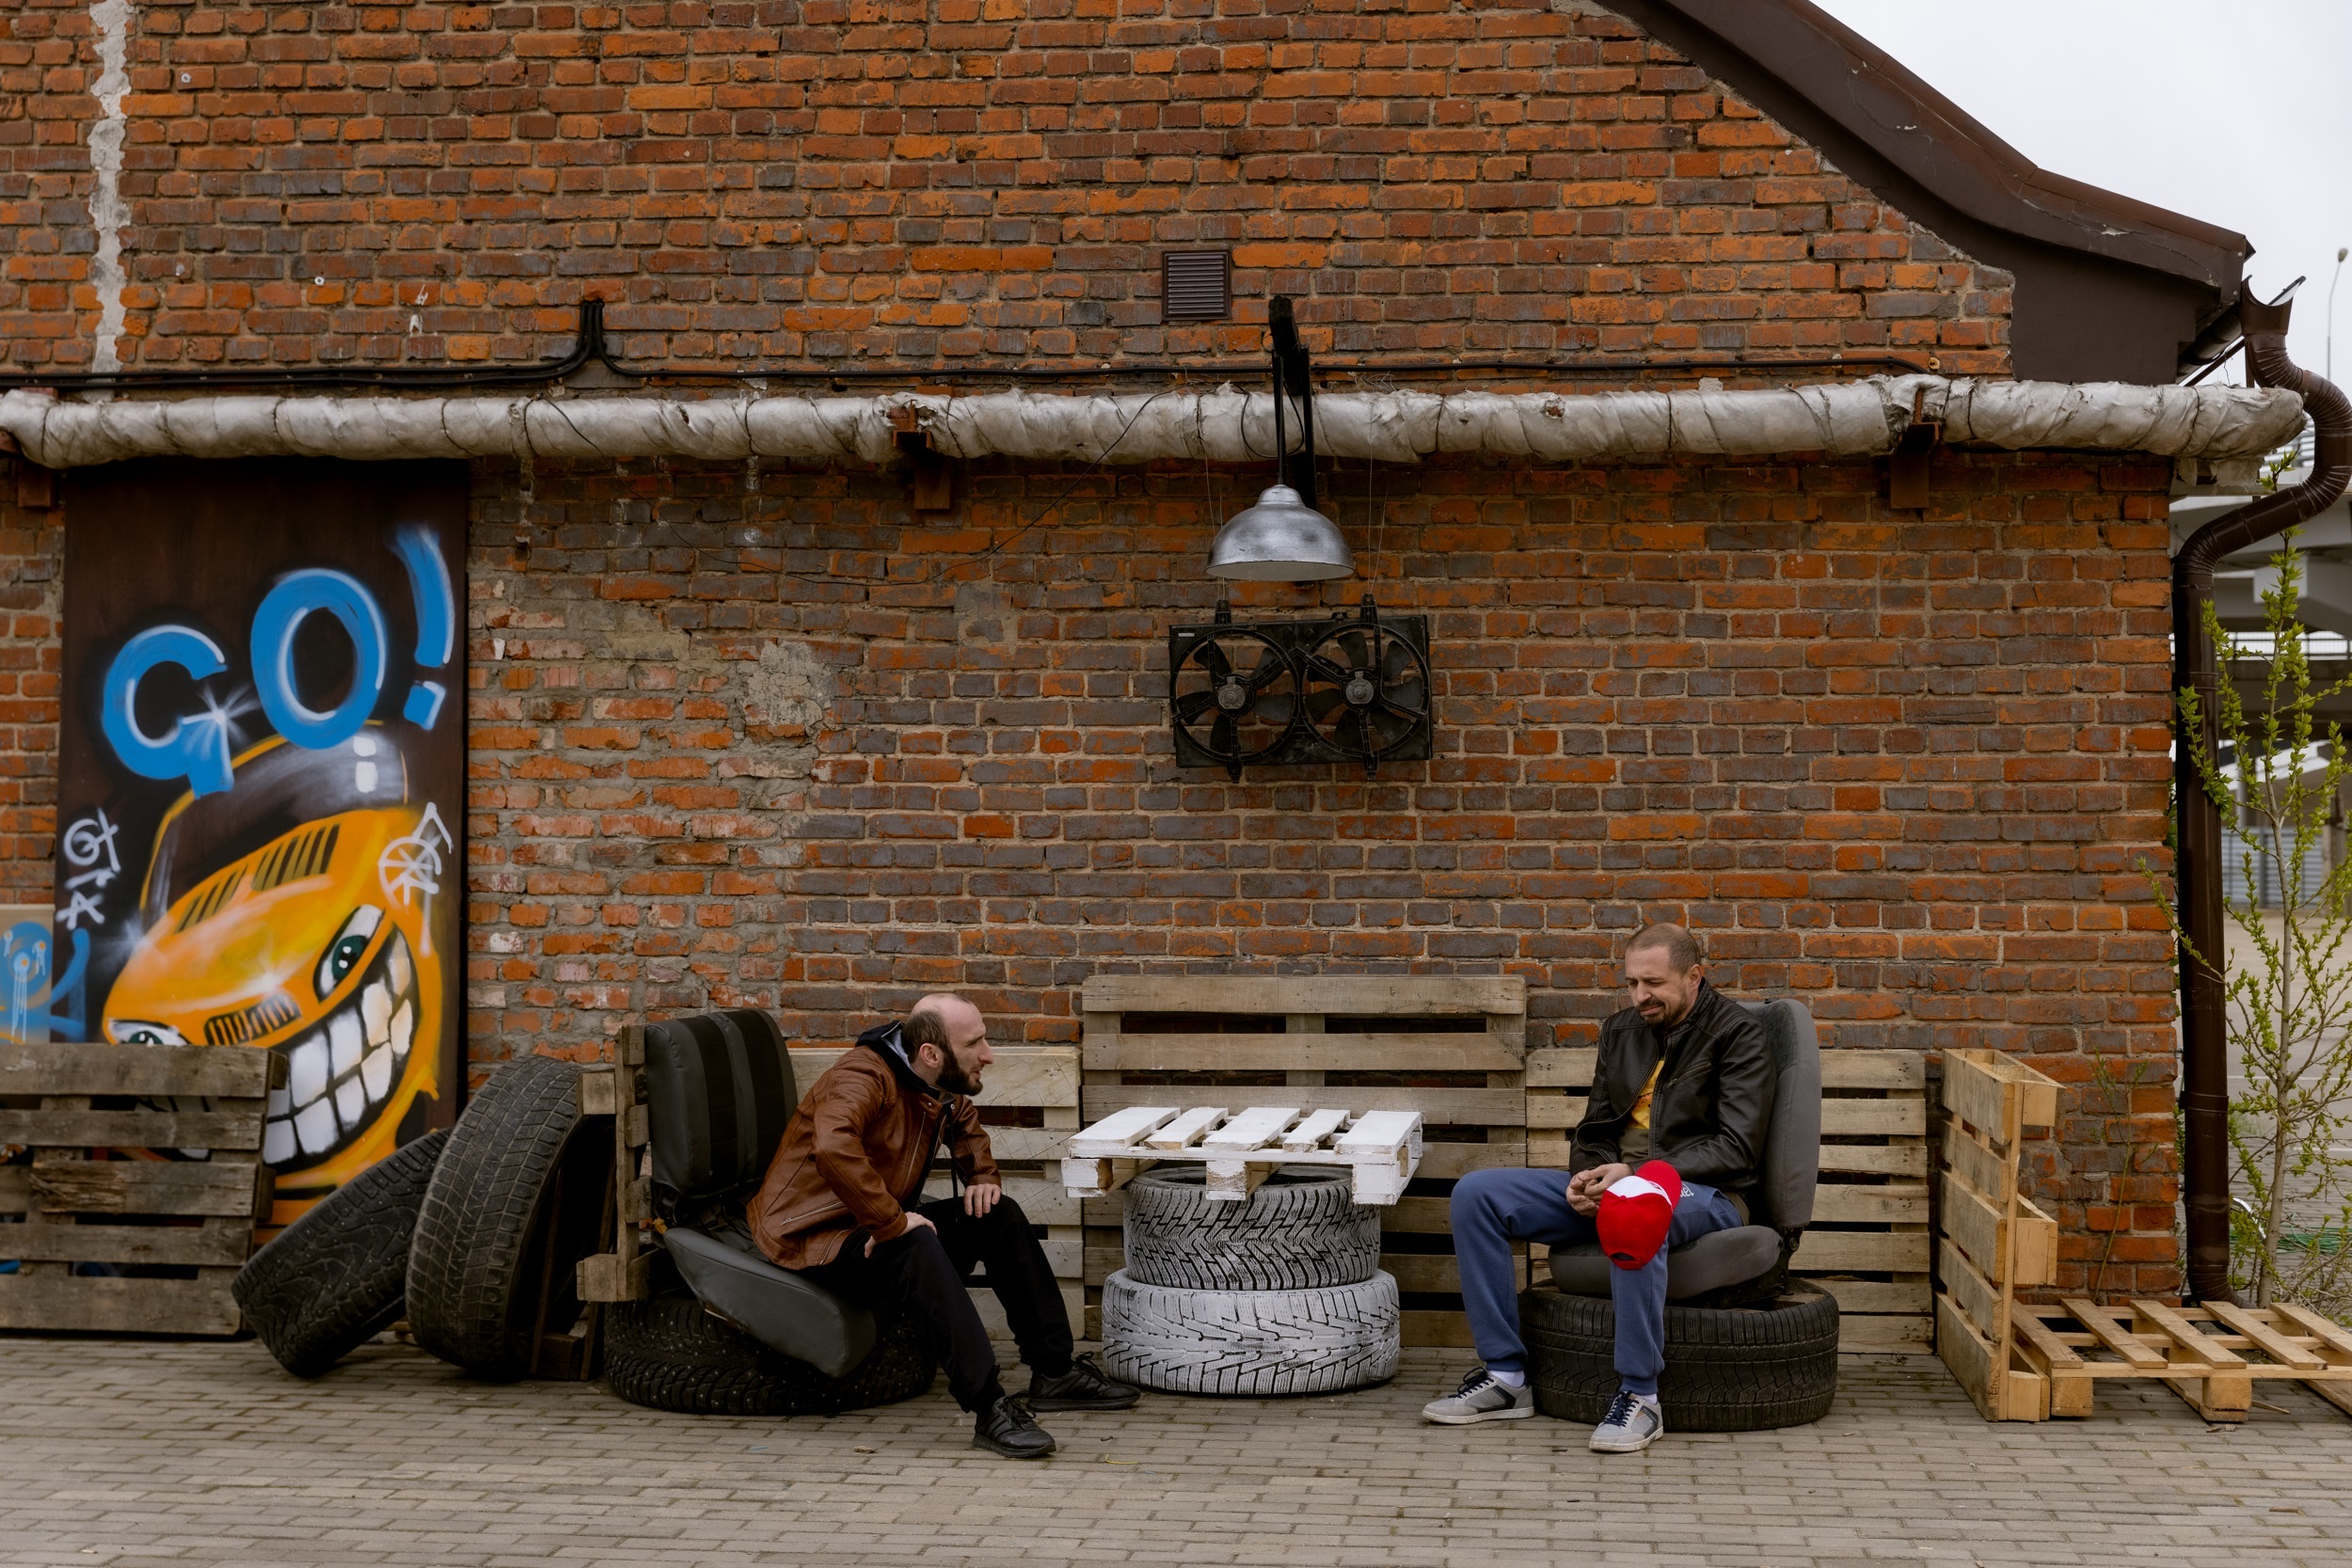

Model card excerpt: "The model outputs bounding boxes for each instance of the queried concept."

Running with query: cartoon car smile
[102,729,450,1225]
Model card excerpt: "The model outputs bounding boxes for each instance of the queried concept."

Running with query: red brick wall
[1,0,2010,373]
[455,447,2174,1293]
[0,467,60,905]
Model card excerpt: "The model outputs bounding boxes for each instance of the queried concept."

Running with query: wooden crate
[579,1031,1086,1340]
[1933,1047,2063,1419]
[0,1041,279,1337]
[1077,974,1527,1349]
[1527,1046,1931,1352]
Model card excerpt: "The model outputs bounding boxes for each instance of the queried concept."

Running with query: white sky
[1811,0,2352,382]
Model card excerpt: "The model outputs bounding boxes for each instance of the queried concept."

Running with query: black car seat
[1546,999,1821,1302]
[641,1008,879,1377]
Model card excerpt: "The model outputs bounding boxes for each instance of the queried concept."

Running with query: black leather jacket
[1570,980,1773,1206]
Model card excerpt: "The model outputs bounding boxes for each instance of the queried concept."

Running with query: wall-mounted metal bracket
[1889,386,1941,510]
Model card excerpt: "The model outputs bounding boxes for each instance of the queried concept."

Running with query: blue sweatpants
[1450,1165,1743,1398]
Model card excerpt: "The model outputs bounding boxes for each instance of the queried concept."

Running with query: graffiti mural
[56,461,468,1226]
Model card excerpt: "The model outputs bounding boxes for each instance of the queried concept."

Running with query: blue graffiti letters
[100,626,235,797]
[390,525,453,730]
[251,568,389,750]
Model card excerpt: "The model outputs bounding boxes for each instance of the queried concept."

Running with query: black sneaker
[1026,1353,1142,1412]
[972,1394,1057,1459]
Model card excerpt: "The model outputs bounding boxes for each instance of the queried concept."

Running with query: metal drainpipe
[2172,292,2352,1303]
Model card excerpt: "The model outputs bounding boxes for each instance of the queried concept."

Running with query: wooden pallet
[0,1041,279,1337]
[579,1030,1086,1340]
[1062,1104,1424,1204]
[1078,974,1526,1348]
[1932,1047,2063,1419]
[1526,1046,1931,1352]
[2008,1297,2352,1422]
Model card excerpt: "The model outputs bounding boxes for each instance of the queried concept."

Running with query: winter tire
[603,1290,934,1417]
[232,1129,449,1377]
[1099,1268,1399,1397]
[1120,1165,1379,1291]
[405,1055,611,1380]
[1521,1278,1840,1432]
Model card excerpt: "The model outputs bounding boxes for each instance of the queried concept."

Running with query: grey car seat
[641,1008,880,1377]
[1546,999,1821,1303]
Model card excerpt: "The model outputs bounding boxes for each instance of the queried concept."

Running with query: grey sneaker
[1589,1389,1664,1452]
[1422,1367,1535,1425]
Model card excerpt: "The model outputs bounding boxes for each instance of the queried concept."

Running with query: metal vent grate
[1162,250,1232,320]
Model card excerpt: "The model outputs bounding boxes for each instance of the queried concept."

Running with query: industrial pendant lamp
[1208,296,1354,581]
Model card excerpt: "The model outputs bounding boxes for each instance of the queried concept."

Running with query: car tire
[405,1056,611,1380]
[1120,1165,1379,1291]
[1099,1268,1399,1397]
[232,1128,450,1377]
[603,1290,934,1417]
[1521,1278,1840,1432]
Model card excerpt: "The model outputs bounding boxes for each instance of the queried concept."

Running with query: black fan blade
[1382,635,1421,682]
[1245,649,1292,690]
[1305,686,1346,721]
[1212,713,1237,755]
[1302,654,1354,689]
[1200,639,1232,679]
[1373,692,1428,729]
[1256,696,1295,725]
[1175,689,1219,722]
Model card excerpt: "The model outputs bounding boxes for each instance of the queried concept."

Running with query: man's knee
[1451,1166,1511,1228]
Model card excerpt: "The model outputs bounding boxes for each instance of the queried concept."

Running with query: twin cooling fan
[1168,600,1434,778]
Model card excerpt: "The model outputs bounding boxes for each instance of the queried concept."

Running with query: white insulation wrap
[0,377,2304,469]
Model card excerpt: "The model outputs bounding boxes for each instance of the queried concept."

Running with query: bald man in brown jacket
[749,993,1139,1458]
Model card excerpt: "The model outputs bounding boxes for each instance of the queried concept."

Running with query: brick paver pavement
[2,1339,2348,1567]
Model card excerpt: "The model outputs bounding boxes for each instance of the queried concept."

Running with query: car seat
[640,1008,880,1377]
[1545,999,1821,1303]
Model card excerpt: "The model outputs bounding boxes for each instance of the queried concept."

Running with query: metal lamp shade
[1206,485,1355,580]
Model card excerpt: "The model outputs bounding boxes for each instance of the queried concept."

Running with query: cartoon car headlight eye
[108,1019,188,1046]
[314,905,385,1000]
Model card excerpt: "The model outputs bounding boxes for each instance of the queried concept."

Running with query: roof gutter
[2170,293,2352,1304]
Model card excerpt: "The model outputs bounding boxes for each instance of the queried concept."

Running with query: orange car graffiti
[102,729,452,1226]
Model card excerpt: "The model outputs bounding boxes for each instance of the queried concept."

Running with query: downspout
[2172,292,2352,1303]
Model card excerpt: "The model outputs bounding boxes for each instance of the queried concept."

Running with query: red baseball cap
[1597,1160,1683,1269]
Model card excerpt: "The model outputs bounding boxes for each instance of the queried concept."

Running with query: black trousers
[801,1195,1072,1412]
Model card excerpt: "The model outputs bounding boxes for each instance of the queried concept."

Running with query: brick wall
[451,446,2175,1294]
[0,467,59,905]
[1,0,2010,372]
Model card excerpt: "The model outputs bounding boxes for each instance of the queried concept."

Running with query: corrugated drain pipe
[2172,291,2352,1303]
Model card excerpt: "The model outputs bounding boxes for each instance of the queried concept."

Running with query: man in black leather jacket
[1424,924,1773,1452]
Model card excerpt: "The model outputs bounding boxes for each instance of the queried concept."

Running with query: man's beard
[936,1055,983,1096]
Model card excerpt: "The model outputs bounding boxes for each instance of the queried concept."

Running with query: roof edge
[1626,0,2250,293]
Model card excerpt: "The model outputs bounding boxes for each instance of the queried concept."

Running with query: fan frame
[1168,601,1434,777]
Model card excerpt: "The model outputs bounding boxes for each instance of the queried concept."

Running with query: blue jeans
[1450,1166,1743,1398]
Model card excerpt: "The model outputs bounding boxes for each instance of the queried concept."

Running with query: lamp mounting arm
[1268,294,1317,508]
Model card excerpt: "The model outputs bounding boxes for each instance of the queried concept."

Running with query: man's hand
[866,1212,937,1257]
[963,1182,1001,1219]
[1566,1162,1633,1216]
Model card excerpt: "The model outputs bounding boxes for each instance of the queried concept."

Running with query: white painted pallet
[1061,1104,1424,1206]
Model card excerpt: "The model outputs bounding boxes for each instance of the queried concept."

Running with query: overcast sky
[1811,0,2352,383]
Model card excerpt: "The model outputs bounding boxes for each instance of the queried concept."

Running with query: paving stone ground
[2,1338,2349,1568]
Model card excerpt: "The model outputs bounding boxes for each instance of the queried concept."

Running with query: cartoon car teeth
[103,730,449,1226]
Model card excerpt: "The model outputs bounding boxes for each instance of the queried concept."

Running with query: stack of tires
[1100,1165,1399,1396]
[236,1055,612,1381]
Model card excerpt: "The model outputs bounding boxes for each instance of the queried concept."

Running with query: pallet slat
[790,1046,1077,1108]
[1,1160,268,1218]
[0,1040,281,1098]
[1082,974,1525,1016]
[1087,1033,1522,1072]
[0,1274,243,1337]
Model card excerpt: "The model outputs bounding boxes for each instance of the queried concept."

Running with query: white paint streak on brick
[85,0,135,373]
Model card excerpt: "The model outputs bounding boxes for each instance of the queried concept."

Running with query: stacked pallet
[1932,1047,2062,1419]
[0,1041,279,1336]
[1077,974,1527,1347]
[1525,1045,1931,1351]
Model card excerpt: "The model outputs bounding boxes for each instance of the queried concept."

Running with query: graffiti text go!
[98,525,453,798]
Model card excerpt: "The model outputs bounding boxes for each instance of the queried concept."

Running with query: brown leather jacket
[747,1026,999,1270]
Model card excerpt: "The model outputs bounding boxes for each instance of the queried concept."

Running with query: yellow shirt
[1629,1061,1662,1130]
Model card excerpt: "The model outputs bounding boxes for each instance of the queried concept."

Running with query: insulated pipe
[2171,293,2352,1304]
[0,376,2305,469]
